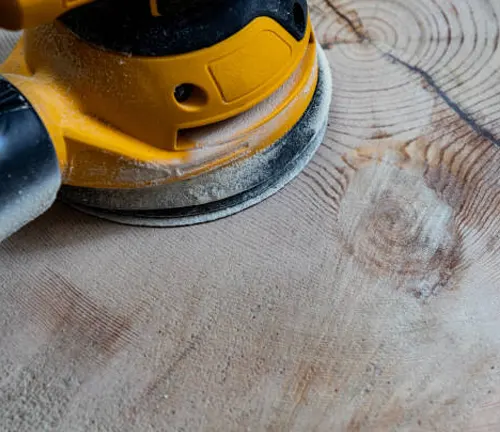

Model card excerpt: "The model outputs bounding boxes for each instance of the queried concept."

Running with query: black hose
[0,78,61,241]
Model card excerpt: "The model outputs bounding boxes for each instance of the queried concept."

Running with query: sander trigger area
[0,0,332,240]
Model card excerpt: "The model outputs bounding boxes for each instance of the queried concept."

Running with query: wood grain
[2,0,500,430]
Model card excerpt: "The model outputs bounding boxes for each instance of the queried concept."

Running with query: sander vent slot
[176,111,248,151]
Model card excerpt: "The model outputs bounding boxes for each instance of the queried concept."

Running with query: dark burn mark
[23,269,139,365]
[0,270,143,429]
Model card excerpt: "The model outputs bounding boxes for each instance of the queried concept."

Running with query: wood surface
[2,0,500,430]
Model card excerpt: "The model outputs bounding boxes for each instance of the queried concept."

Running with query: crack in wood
[383,53,500,149]
[323,0,367,41]
[325,0,500,149]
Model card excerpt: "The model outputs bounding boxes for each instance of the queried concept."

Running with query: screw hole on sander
[293,2,306,34]
[174,83,208,110]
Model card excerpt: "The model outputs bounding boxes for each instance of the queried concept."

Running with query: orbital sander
[0,0,332,241]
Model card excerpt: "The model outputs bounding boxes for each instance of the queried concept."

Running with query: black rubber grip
[60,0,309,56]
[0,78,61,241]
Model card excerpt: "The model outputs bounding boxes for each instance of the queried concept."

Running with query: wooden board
[2,0,500,430]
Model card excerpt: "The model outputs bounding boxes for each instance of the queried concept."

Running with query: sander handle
[0,78,61,241]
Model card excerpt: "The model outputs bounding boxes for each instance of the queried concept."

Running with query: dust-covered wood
[2,0,500,430]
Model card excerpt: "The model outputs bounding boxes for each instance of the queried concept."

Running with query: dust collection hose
[0,78,61,241]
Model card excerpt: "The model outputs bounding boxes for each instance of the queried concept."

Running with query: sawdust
[65,44,333,227]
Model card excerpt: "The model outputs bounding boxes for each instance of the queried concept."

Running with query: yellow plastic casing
[0,0,95,30]
[0,15,318,189]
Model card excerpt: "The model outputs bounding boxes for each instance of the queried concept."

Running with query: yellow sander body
[0,0,332,238]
